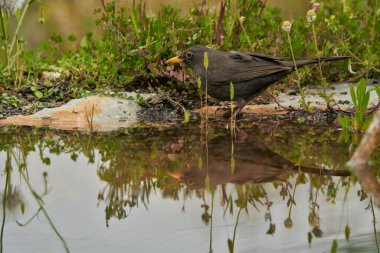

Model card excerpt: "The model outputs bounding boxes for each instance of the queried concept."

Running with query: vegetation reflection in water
[0,122,379,252]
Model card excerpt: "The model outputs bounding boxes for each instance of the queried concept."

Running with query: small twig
[269,91,300,112]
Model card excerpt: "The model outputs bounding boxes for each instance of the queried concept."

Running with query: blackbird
[166,46,349,117]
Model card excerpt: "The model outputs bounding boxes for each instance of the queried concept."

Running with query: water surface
[0,121,379,253]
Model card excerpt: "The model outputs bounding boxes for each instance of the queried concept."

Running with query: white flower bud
[306,10,317,23]
[282,21,292,32]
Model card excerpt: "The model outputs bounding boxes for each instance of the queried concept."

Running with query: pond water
[0,121,379,253]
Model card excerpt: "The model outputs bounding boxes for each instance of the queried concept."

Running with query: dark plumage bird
[166,46,349,117]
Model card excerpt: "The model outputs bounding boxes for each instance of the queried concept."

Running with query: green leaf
[130,8,140,39]
[68,34,77,42]
[357,79,366,106]
[338,114,349,129]
[345,225,350,241]
[205,174,210,191]
[331,239,338,253]
[34,90,43,99]
[197,77,202,89]
[203,52,209,69]
[363,115,373,131]
[350,84,358,108]
[80,37,89,48]
[363,92,370,113]
[182,107,190,123]
[351,114,359,131]
[338,129,350,143]
[230,82,235,100]
[356,111,363,127]
[374,86,380,98]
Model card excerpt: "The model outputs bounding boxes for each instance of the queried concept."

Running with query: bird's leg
[230,98,247,120]
[214,102,231,118]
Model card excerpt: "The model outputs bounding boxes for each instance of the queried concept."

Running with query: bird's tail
[283,56,350,68]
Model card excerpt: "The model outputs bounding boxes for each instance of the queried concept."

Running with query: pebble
[286,89,298,96]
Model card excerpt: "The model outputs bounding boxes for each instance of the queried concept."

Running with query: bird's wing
[209,52,291,85]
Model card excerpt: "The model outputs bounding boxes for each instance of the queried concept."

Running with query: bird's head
[166,46,210,69]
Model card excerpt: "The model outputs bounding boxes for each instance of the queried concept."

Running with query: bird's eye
[185,52,193,58]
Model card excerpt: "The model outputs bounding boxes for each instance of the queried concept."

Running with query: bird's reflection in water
[168,129,350,188]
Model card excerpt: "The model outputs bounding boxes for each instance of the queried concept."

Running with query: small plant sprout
[306,10,317,23]
[230,82,235,126]
[203,51,209,70]
[181,106,190,123]
[238,15,252,48]
[281,21,292,33]
[203,52,209,120]
[197,77,203,108]
[282,20,311,112]
[306,5,327,102]
[338,79,373,132]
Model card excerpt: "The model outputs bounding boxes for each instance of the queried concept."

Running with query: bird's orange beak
[166,56,184,64]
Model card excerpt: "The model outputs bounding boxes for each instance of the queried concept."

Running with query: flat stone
[0,96,143,132]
